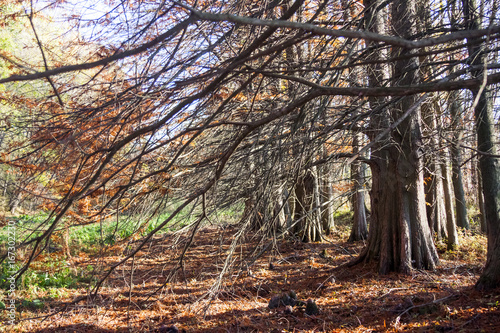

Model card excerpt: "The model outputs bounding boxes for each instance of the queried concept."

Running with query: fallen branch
[393,294,459,329]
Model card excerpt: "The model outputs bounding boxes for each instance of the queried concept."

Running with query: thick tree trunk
[355,0,439,274]
[391,0,439,271]
[357,0,390,271]
[473,89,500,290]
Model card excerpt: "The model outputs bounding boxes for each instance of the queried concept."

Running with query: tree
[349,131,368,242]
[441,147,459,250]
[449,90,470,230]
[0,0,499,293]
[354,0,439,274]
[463,0,500,290]
[422,99,448,240]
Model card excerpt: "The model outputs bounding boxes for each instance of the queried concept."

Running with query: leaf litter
[3,226,499,332]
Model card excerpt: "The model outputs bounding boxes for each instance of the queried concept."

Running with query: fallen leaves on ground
[3,226,499,332]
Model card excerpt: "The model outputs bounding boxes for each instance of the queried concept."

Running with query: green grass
[0,200,243,300]
[69,206,198,251]
[333,208,354,227]
[0,257,84,291]
[0,213,52,246]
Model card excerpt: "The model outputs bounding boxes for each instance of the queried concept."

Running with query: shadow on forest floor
[4,225,500,332]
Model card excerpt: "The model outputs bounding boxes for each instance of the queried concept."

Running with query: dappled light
[0,0,499,331]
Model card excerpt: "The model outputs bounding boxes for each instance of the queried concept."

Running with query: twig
[377,288,407,299]
[175,1,500,50]
[141,194,207,304]
[26,1,64,107]
[393,294,459,329]
[458,314,480,329]
[315,274,336,292]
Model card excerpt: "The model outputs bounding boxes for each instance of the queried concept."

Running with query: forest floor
[2,221,500,333]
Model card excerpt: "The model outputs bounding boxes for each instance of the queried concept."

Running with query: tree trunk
[274,184,288,231]
[242,155,264,231]
[341,0,366,243]
[391,0,439,271]
[473,89,500,290]
[283,187,293,230]
[349,132,367,242]
[242,196,261,230]
[416,2,449,240]
[421,99,447,240]
[441,153,459,250]
[312,165,323,238]
[354,0,439,274]
[449,91,469,229]
[432,165,448,240]
[477,164,487,233]
[8,190,21,215]
[463,0,500,290]
[321,164,334,234]
[293,170,322,242]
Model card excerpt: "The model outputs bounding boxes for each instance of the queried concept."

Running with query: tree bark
[431,164,448,240]
[312,165,323,238]
[293,170,322,242]
[417,1,449,240]
[473,88,500,290]
[477,164,487,233]
[274,183,289,231]
[345,0,367,242]
[449,91,469,229]
[354,0,439,274]
[463,0,500,290]
[8,190,21,215]
[421,99,447,240]
[349,132,368,242]
[321,164,334,234]
[441,152,459,250]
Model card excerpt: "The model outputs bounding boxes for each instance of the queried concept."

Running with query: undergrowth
[437,228,487,262]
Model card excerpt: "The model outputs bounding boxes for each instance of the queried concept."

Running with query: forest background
[0,0,499,331]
